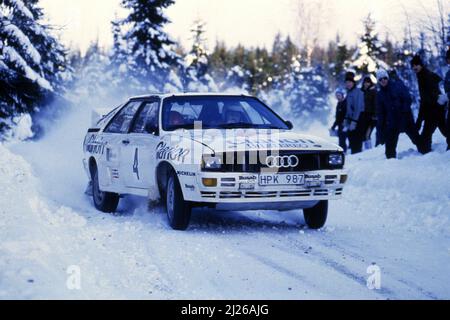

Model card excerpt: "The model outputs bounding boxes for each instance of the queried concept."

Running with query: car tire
[303,200,328,230]
[166,172,191,231]
[92,168,120,213]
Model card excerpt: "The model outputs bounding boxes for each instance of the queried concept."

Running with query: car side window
[131,101,160,134]
[104,101,142,134]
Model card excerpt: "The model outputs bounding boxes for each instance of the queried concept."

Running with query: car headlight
[202,155,223,171]
[329,153,344,166]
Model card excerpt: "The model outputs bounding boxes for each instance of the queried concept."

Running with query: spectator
[411,54,447,153]
[331,88,348,152]
[443,49,450,151]
[376,69,421,159]
[343,71,365,154]
[361,76,377,149]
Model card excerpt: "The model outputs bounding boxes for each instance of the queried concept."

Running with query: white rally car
[83,93,347,230]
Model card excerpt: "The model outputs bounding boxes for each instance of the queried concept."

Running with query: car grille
[213,151,343,173]
[200,188,344,200]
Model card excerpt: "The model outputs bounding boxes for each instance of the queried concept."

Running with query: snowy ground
[1,106,449,300]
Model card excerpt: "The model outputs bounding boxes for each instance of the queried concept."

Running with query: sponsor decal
[305,174,321,180]
[177,171,196,177]
[185,184,196,191]
[86,135,107,155]
[227,138,322,149]
[239,183,255,190]
[239,175,257,181]
[156,142,190,163]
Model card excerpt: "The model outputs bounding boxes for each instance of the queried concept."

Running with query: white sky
[40,0,448,54]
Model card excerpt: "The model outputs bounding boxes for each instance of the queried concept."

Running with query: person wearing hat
[331,88,348,152]
[376,69,421,159]
[443,49,450,151]
[411,54,447,153]
[361,76,378,149]
[343,71,365,154]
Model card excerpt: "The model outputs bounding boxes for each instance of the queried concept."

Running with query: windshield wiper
[218,123,285,130]
[169,123,217,130]
[218,122,259,129]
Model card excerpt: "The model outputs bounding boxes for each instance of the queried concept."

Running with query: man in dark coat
[361,76,378,148]
[443,49,450,151]
[411,55,447,153]
[331,88,348,152]
[376,69,421,159]
[343,71,365,154]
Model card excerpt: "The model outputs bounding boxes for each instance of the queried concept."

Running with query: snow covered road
[1,107,449,300]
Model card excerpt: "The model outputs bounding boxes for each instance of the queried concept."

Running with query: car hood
[183,129,342,153]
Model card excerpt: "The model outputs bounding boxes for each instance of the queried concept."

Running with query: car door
[100,100,143,192]
[120,99,161,191]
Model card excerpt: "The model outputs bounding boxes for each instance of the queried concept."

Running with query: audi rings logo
[266,155,299,168]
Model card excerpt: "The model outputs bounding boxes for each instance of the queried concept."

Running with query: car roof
[129,92,254,100]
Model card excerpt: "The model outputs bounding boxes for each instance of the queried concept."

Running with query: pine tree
[447,14,450,48]
[392,38,419,110]
[332,34,351,80]
[284,56,329,125]
[117,0,182,93]
[350,14,389,82]
[184,19,217,92]
[0,0,70,134]
[222,44,250,92]
[209,41,231,82]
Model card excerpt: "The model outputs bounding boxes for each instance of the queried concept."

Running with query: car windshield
[162,96,289,131]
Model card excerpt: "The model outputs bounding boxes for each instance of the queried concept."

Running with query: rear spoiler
[91,108,111,127]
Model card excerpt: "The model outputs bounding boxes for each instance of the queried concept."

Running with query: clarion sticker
[156,142,190,163]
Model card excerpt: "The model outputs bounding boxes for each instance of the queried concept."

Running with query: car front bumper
[183,170,348,209]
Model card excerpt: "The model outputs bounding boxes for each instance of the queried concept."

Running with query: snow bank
[329,135,450,235]
[0,143,77,298]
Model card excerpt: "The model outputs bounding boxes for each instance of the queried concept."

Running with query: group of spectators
[331,50,450,159]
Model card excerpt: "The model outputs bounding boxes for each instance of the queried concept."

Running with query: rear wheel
[303,201,328,230]
[92,168,119,213]
[166,172,191,231]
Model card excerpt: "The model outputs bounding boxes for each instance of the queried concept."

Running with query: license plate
[259,174,305,186]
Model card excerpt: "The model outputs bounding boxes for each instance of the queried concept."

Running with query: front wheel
[92,169,120,213]
[166,173,192,231]
[303,201,328,230]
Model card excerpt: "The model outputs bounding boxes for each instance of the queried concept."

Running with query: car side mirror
[285,121,294,130]
[145,123,159,135]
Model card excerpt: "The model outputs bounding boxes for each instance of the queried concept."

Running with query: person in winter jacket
[343,71,365,154]
[361,76,378,149]
[376,69,421,159]
[443,49,450,151]
[411,55,447,153]
[331,88,348,152]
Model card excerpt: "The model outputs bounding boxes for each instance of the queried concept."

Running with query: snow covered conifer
[184,19,217,92]
[117,0,182,93]
[284,55,329,126]
[350,14,389,82]
[0,0,70,134]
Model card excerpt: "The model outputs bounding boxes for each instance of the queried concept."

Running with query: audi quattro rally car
[83,93,348,231]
